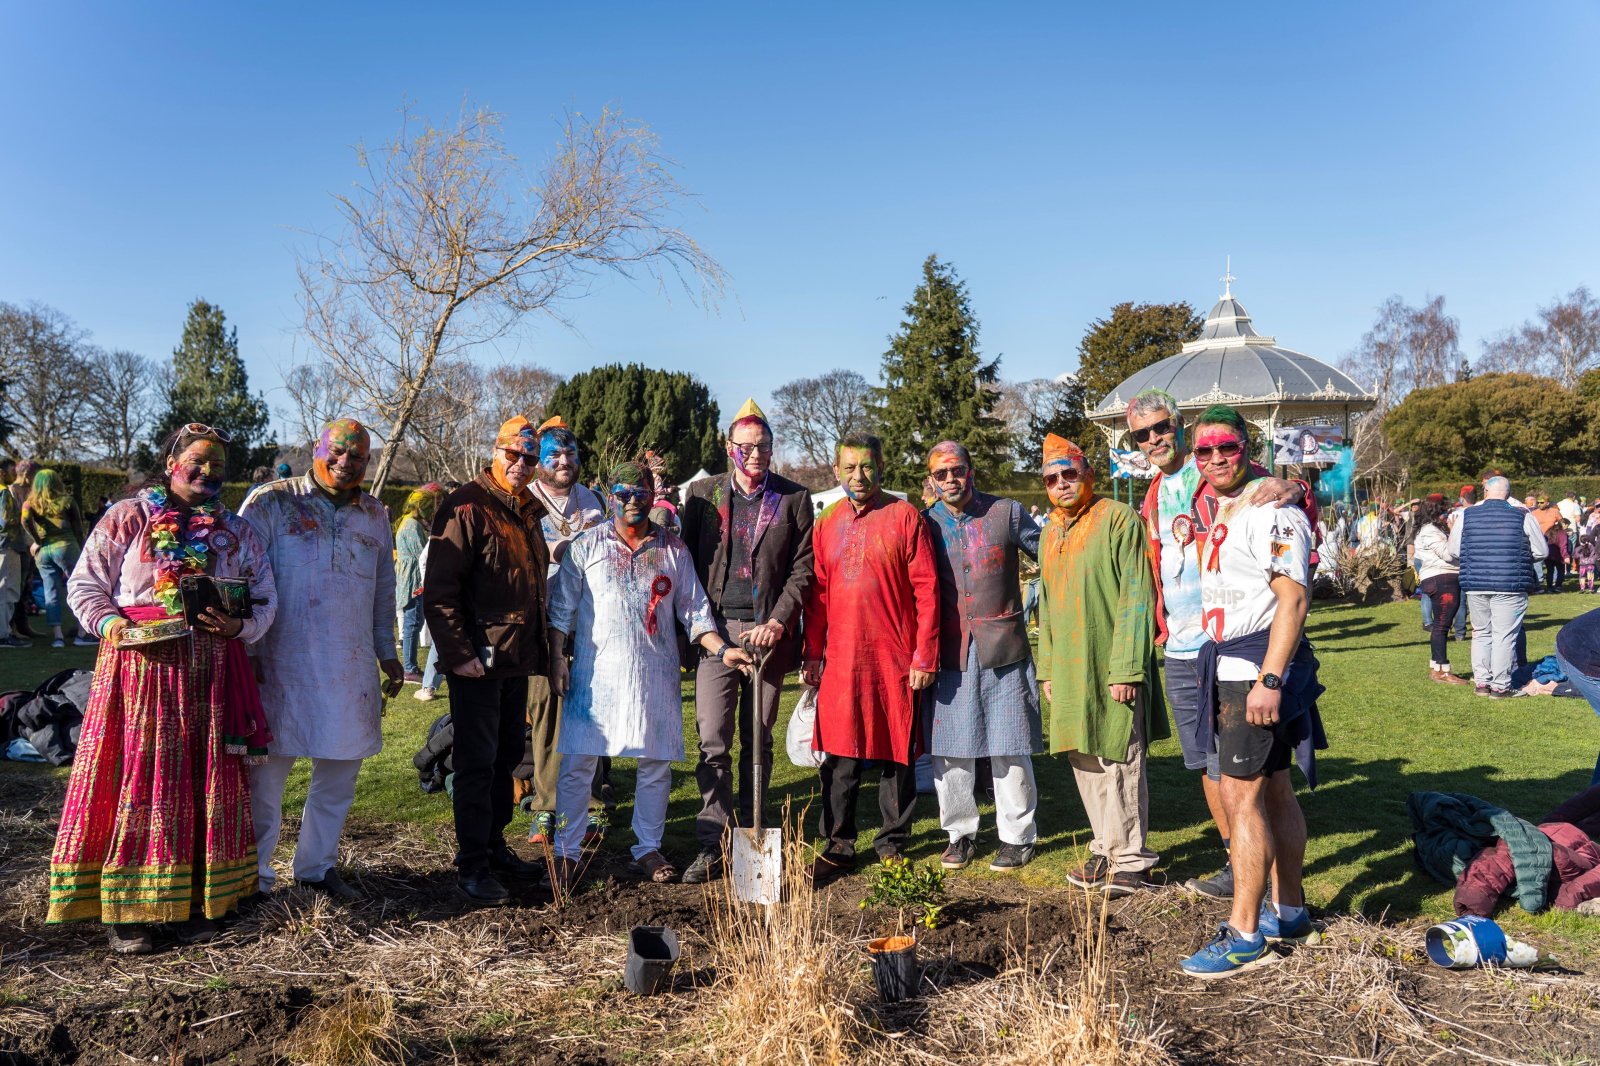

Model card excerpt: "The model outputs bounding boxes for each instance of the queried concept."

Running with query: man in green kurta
[1036,434,1167,897]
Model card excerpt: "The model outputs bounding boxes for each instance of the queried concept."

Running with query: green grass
[6,592,1600,955]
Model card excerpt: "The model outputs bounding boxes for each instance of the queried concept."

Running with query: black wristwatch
[1259,672,1282,691]
[717,644,732,664]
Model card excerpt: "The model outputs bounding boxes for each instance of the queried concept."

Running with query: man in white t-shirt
[1180,405,1326,980]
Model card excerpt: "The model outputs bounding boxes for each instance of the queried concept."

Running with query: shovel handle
[741,636,768,834]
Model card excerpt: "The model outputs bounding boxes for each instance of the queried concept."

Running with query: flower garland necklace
[144,485,220,615]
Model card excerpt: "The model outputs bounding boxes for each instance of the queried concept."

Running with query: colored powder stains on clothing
[1153,458,1206,657]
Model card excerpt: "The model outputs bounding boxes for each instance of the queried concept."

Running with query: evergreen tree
[1074,301,1203,409]
[546,363,723,483]
[144,299,275,476]
[867,255,1008,489]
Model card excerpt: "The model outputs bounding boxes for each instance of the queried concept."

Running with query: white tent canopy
[809,486,910,511]
[677,468,712,497]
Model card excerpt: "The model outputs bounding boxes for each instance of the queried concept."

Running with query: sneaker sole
[1183,878,1234,899]
[1179,949,1280,980]
[1065,876,1107,890]
[941,859,972,870]
[989,860,1029,871]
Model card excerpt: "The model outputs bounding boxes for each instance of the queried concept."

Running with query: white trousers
[933,754,1038,845]
[249,755,363,887]
[556,754,671,862]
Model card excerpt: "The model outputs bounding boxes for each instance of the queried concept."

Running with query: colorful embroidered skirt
[48,632,258,924]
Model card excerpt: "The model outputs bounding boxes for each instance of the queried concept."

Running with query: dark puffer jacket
[1457,784,1600,916]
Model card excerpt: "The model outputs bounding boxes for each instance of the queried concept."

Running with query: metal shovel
[731,644,782,905]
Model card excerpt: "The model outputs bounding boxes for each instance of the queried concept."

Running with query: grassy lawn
[6,591,1600,955]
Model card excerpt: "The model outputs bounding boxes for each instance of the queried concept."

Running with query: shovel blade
[731,827,783,905]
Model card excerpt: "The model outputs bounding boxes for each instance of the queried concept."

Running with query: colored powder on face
[316,419,368,460]
[539,433,577,470]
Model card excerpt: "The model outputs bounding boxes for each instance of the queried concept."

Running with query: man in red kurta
[802,434,939,885]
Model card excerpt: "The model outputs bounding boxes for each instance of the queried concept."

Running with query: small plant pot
[866,935,919,1002]
[624,925,681,996]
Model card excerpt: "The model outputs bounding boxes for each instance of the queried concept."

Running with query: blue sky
[2,2,1597,438]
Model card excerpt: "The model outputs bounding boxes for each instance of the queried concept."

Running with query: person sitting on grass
[1180,404,1326,980]
[547,460,753,887]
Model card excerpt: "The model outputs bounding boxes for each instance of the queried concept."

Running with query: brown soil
[4,777,1599,1065]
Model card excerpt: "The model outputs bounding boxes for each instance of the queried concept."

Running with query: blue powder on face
[540,433,577,470]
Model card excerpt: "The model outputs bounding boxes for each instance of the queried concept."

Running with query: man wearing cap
[1035,434,1165,898]
[240,418,404,901]
[679,399,815,884]
[921,441,1042,872]
[803,433,939,885]
[548,461,754,885]
[524,416,611,848]
[425,417,551,905]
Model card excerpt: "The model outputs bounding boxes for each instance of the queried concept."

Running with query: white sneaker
[415,687,435,702]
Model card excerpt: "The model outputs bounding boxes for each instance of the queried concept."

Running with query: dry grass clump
[284,980,403,1066]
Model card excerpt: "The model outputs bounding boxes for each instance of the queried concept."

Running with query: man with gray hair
[1448,476,1547,698]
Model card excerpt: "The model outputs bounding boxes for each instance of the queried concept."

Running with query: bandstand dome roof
[1089,284,1370,419]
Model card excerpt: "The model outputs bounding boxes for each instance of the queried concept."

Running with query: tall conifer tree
[868,255,1008,489]
[145,299,276,475]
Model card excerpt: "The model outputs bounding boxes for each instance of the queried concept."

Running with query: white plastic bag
[786,687,825,768]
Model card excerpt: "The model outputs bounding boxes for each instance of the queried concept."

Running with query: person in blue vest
[1447,476,1547,698]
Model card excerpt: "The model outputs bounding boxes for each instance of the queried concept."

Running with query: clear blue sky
[3,2,1597,439]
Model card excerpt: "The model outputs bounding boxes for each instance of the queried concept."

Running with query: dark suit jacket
[681,471,815,672]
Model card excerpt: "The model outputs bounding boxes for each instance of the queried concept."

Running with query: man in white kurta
[547,462,750,882]
[240,419,402,899]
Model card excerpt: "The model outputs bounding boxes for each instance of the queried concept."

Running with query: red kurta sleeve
[803,508,831,664]
[905,508,940,673]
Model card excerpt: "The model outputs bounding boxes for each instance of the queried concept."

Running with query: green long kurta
[1037,494,1168,761]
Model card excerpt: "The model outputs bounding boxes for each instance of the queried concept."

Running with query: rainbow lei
[143,486,221,615]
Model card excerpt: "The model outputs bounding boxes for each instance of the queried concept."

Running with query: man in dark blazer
[679,398,815,883]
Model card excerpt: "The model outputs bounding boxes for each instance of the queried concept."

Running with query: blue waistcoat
[1458,500,1538,594]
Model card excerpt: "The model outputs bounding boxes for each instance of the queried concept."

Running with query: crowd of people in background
[35,389,1336,980]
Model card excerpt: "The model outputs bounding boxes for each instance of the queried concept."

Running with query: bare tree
[402,360,566,483]
[87,348,156,469]
[1479,286,1600,388]
[1340,295,1459,481]
[769,369,870,467]
[282,363,349,445]
[297,103,726,494]
[0,301,95,460]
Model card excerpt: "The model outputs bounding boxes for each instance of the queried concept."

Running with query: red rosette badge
[1171,514,1194,547]
[1206,523,1228,572]
[645,575,672,635]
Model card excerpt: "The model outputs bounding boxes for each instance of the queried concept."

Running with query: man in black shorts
[1179,405,1327,979]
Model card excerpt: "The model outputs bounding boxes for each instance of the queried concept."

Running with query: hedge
[38,463,417,518]
[1405,477,1600,503]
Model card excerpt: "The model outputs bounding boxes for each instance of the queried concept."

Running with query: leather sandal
[630,850,678,883]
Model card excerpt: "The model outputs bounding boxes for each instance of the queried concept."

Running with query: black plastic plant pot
[867,935,920,1002]
[624,925,681,996]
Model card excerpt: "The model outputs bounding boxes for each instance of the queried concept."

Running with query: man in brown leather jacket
[424,416,551,905]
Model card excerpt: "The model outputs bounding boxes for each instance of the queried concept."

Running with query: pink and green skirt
[48,632,259,924]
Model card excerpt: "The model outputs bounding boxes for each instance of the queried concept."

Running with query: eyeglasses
[732,440,773,455]
[612,487,652,505]
[1193,441,1244,462]
[501,450,535,467]
[929,465,970,483]
[1130,419,1174,444]
[181,422,233,444]
[1043,467,1087,488]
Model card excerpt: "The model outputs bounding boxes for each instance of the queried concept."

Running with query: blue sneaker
[1257,902,1313,943]
[1179,923,1276,980]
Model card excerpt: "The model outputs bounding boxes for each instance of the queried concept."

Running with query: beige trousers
[1066,695,1157,873]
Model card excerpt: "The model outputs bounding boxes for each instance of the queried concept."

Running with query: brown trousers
[1066,694,1157,873]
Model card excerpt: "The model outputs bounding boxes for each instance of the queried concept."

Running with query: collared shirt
[923,491,1039,671]
[533,481,609,576]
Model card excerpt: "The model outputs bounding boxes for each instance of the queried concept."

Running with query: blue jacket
[1458,500,1539,594]
[1196,627,1327,788]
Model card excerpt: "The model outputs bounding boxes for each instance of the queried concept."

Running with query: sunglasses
[612,487,652,505]
[181,422,233,444]
[1130,418,1174,444]
[929,465,970,483]
[1193,441,1244,462]
[501,449,535,467]
[1043,467,1087,488]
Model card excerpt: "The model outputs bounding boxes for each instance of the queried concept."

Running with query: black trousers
[448,673,530,873]
[1420,573,1462,665]
[818,755,917,860]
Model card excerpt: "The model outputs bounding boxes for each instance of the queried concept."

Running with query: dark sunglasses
[1043,467,1087,488]
[1194,441,1244,462]
[501,449,535,467]
[1130,419,1174,444]
[929,465,970,483]
[612,487,652,505]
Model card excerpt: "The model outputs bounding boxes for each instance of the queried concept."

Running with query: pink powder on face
[1193,429,1243,451]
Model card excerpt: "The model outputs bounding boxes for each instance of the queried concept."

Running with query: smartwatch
[1259,672,1282,690]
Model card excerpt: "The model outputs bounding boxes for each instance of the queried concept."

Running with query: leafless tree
[282,362,349,445]
[87,348,156,469]
[1339,295,1459,481]
[297,103,726,494]
[0,301,95,461]
[768,369,871,467]
[1479,286,1600,388]
[403,360,566,482]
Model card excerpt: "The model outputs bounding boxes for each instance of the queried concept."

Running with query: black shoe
[1065,854,1110,890]
[940,836,977,870]
[106,923,155,955]
[989,842,1035,871]
[1104,870,1149,899]
[458,870,510,907]
[808,850,854,888]
[488,846,543,881]
[1185,860,1235,899]
[297,868,362,902]
[174,916,222,944]
[681,850,726,884]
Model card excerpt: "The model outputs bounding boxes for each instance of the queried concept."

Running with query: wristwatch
[717,644,732,664]
[1258,672,1282,690]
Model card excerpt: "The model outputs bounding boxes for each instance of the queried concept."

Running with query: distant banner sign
[1273,425,1343,467]
[1110,447,1155,480]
